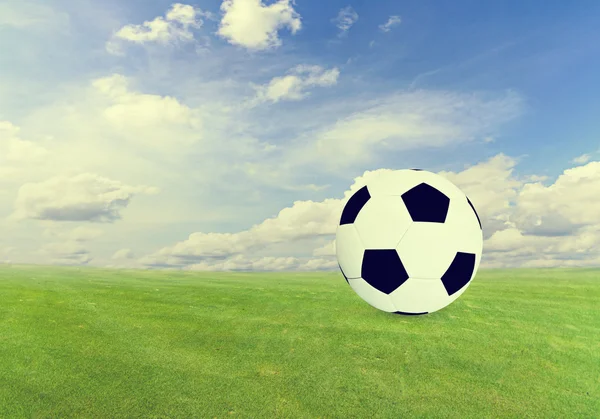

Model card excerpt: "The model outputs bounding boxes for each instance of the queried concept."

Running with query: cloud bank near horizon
[1,1,599,271]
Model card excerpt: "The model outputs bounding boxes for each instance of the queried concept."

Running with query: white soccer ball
[336,169,483,315]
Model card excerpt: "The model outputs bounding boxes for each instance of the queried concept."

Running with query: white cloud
[572,153,591,164]
[185,254,336,271]
[137,166,415,270]
[141,197,341,267]
[0,71,276,236]
[483,225,600,269]
[313,239,335,257]
[37,226,105,266]
[106,3,205,54]
[293,90,524,170]
[455,158,600,268]
[332,6,358,35]
[40,242,92,265]
[237,89,524,190]
[438,154,523,239]
[15,72,226,187]
[0,1,69,30]
[0,121,49,163]
[379,15,401,33]
[139,154,600,271]
[0,121,52,185]
[367,157,600,270]
[11,173,159,222]
[252,65,340,104]
[510,162,600,236]
[113,248,135,260]
[91,74,204,149]
[138,165,421,270]
[217,0,301,50]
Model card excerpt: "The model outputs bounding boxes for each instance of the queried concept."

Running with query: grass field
[0,265,598,418]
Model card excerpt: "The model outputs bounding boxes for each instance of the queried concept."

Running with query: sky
[1,0,600,271]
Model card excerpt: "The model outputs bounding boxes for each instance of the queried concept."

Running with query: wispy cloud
[285,90,525,171]
[572,154,592,164]
[379,15,401,32]
[408,41,518,89]
[0,1,69,30]
[332,6,358,36]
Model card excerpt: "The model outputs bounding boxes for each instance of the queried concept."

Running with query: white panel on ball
[396,222,459,279]
[389,278,455,314]
[446,197,483,252]
[353,196,412,249]
[348,277,396,312]
[366,170,425,197]
[335,224,365,279]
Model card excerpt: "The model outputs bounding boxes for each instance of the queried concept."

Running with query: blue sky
[1,0,600,270]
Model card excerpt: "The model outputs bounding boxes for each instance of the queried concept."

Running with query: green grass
[0,265,598,418]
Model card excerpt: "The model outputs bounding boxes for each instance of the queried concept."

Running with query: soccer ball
[335,169,483,315]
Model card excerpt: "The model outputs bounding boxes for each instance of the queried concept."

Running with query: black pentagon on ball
[410,168,423,171]
[340,186,371,225]
[394,311,428,315]
[466,196,482,230]
[441,252,476,296]
[338,263,350,284]
[361,249,409,294]
[401,183,450,223]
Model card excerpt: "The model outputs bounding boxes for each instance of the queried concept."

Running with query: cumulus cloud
[510,162,600,236]
[185,254,336,271]
[313,239,336,257]
[483,225,600,269]
[0,121,52,185]
[410,156,600,269]
[106,3,205,54]
[139,165,414,270]
[332,6,358,35]
[379,15,401,33]
[445,157,600,268]
[139,153,600,271]
[91,74,203,149]
[438,154,523,239]
[140,197,341,268]
[217,0,301,50]
[137,166,409,270]
[252,65,340,104]
[12,173,159,222]
[0,121,49,164]
[0,72,273,234]
[112,248,135,260]
[5,73,219,188]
